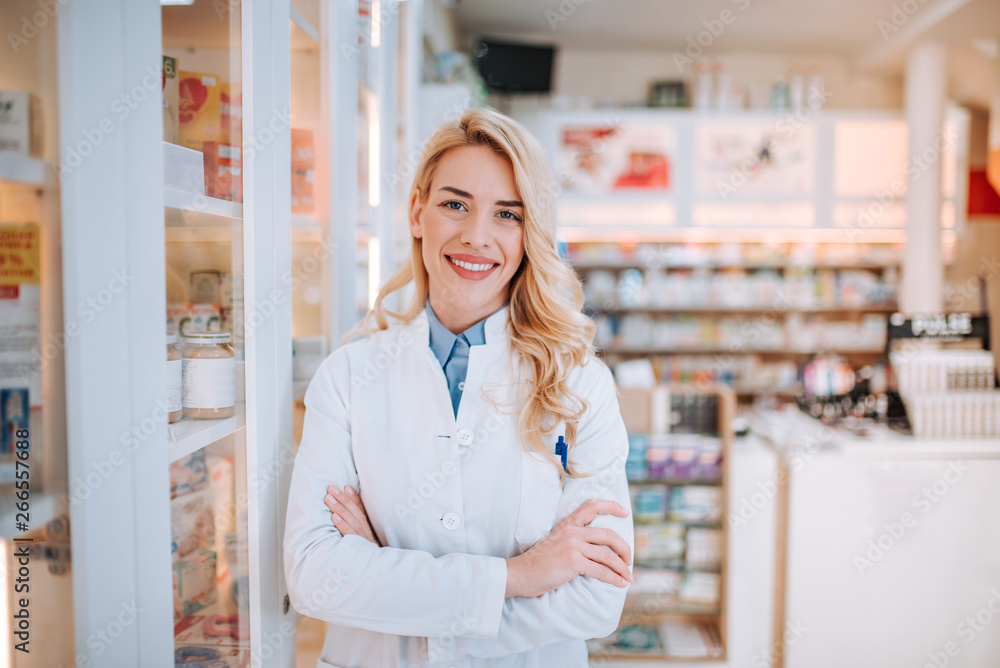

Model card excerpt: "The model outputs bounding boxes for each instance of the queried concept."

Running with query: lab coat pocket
[514,451,564,553]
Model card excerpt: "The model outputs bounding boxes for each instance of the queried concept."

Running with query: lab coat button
[442,513,461,530]
[456,428,474,446]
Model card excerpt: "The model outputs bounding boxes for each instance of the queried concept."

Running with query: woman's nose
[461,210,492,248]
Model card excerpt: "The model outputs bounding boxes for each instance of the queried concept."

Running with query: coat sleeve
[282,350,508,639]
[456,361,634,658]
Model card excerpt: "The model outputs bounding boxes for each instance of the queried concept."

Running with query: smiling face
[410,144,526,334]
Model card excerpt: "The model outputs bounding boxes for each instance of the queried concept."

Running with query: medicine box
[0,91,42,157]
[172,549,217,619]
[203,142,242,202]
[178,71,222,151]
[162,56,179,143]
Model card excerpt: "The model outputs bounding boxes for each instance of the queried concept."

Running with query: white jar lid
[166,333,178,345]
[184,331,231,343]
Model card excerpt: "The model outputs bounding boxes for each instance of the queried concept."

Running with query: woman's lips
[446,255,500,281]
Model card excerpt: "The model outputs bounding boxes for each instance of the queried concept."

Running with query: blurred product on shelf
[171,487,215,557]
[659,621,723,658]
[173,549,218,619]
[667,486,722,523]
[203,142,243,202]
[684,530,723,570]
[802,355,857,397]
[678,571,720,606]
[0,90,42,157]
[178,71,223,151]
[635,522,686,563]
[174,646,248,668]
[586,265,896,310]
[291,128,315,214]
[167,334,183,423]
[170,451,208,499]
[190,270,223,304]
[891,349,1000,438]
[182,332,235,419]
[220,83,242,145]
[627,433,724,482]
[892,349,996,394]
[162,56,179,144]
[566,240,902,268]
[598,312,887,354]
[588,621,723,659]
[631,485,669,522]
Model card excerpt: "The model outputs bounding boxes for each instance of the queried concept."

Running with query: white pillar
[901,43,947,314]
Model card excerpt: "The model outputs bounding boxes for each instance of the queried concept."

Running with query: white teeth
[449,257,495,272]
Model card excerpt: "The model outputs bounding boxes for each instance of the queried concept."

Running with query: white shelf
[602,347,885,356]
[572,261,900,271]
[0,492,63,540]
[168,403,246,463]
[592,305,898,314]
[0,152,52,187]
[164,187,243,221]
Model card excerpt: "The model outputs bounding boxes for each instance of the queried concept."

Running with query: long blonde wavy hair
[349,107,597,480]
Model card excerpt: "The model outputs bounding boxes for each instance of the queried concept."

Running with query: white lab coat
[283,305,633,668]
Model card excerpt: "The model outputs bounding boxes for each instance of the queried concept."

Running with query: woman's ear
[409,189,424,239]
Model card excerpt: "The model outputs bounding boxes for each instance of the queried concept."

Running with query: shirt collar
[425,299,499,365]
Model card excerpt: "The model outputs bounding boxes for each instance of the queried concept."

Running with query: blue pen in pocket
[555,435,568,472]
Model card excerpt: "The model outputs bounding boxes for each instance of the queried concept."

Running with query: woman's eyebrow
[438,186,523,208]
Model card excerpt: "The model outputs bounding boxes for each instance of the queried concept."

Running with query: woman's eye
[441,200,464,211]
[498,210,522,222]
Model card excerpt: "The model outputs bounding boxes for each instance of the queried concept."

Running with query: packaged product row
[626,433,724,481]
[583,266,897,310]
[629,568,722,609]
[169,448,250,661]
[631,484,723,526]
[161,56,314,211]
[565,241,903,268]
[890,349,996,394]
[588,620,724,659]
[597,312,888,352]
[646,355,800,393]
[635,521,723,570]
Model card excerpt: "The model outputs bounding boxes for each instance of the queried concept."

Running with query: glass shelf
[168,405,247,463]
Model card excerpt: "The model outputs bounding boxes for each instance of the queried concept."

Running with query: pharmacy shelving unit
[541,107,969,402]
[34,0,418,662]
[0,3,73,665]
[589,384,735,662]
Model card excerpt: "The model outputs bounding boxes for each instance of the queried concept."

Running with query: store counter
[751,407,1000,668]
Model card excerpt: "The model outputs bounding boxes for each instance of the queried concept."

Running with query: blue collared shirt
[425,301,492,416]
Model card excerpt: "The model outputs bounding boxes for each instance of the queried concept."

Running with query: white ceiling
[453,0,1000,73]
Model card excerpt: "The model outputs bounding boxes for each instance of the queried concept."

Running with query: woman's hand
[504,499,633,598]
[324,485,382,547]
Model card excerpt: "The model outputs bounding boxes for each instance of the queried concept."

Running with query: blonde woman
[284,107,634,667]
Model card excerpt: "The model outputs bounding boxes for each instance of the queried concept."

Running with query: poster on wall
[557,122,675,193]
[695,120,815,198]
[0,223,41,412]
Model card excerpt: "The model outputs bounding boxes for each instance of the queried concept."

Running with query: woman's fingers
[561,499,630,529]
[328,485,370,530]
[580,542,633,583]
[578,546,632,588]
[325,495,361,535]
[579,525,632,566]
